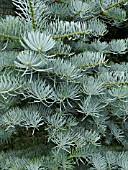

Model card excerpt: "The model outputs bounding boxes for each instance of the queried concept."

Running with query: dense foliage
[0,0,128,169]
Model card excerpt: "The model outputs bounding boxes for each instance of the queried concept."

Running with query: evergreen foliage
[0,0,128,169]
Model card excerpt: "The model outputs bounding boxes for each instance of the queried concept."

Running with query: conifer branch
[47,52,70,56]
[102,12,126,21]
[77,61,107,69]
[0,30,89,40]
[104,81,128,86]
[105,0,127,10]
[28,0,37,31]
[53,12,69,18]
[47,70,72,77]
[0,11,15,15]
[0,0,128,169]
[0,6,14,10]
[83,0,128,21]
[52,30,89,39]
[0,33,21,40]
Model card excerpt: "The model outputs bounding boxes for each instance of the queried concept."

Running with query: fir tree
[0,0,128,169]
